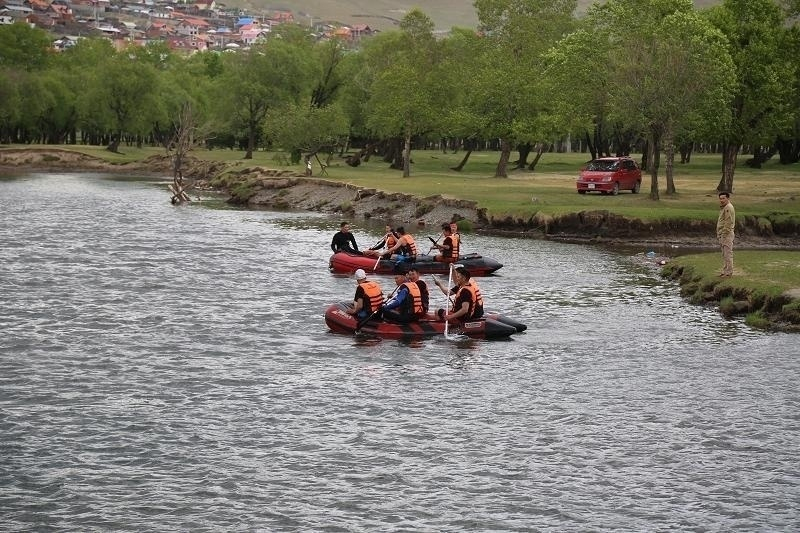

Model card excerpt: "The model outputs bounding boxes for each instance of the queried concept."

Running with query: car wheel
[632,181,641,194]
[611,182,620,195]
[578,190,586,194]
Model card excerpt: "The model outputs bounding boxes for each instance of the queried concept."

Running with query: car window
[587,160,617,171]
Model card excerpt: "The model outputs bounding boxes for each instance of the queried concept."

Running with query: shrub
[745,311,771,330]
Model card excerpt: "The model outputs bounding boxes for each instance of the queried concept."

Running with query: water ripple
[1,173,798,531]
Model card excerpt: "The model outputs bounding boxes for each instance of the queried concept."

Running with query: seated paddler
[380,265,425,324]
[433,266,484,322]
[431,223,460,263]
[347,268,384,320]
[385,226,417,263]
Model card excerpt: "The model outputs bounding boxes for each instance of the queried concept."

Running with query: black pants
[382,310,418,324]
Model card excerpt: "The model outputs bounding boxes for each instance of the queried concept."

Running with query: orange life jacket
[441,234,460,262]
[385,233,398,249]
[456,280,484,319]
[360,280,384,313]
[401,281,424,316]
[399,234,417,257]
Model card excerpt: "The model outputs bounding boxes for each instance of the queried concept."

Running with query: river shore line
[3,146,799,331]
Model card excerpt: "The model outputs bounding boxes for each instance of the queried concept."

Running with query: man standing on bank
[717,191,735,277]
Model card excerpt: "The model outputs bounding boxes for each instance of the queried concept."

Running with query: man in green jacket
[716,191,735,277]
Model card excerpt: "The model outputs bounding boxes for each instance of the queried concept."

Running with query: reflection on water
[1,173,798,531]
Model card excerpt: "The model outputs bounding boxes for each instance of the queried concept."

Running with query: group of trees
[1,0,798,197]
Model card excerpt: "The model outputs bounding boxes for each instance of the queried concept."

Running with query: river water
[1,172,798,531]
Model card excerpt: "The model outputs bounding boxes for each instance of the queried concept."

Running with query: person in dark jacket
[331,221,360,254]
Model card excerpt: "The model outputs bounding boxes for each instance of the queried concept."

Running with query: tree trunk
[515,142,531,169]
[106,133,121,153]
[245,119,257,159]
[717,141,738,192]
[402,131,411,177]
[679,142,693,164]
[494,138,511,178]
[665,130,676,195]
[776,136,800,165]
[451,149,473,172]
[585,130,597,160]
[527,142,546,171]
[648,127,661,200]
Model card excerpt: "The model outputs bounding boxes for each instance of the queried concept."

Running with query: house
[239,23,268,45]
[268,10,292,24]
[166,34,208,54]
[351,24,375,40]
[175,16,209,37]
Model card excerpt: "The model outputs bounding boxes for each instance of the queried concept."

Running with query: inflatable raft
[324,302,526,340]
[328,251,503,276]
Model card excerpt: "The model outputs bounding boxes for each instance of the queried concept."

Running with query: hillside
[223,0,720,32]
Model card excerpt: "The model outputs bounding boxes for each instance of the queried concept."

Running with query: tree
[215,40,314,159]
[0,23,52,71]
[264,103,349,171]
[473,0,578,177]
[572,0,734,199]
[363,9,443,177]
[705,0,797,192]
[87,53,160,152]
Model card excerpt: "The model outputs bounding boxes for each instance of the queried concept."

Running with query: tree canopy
[0,4,798,190]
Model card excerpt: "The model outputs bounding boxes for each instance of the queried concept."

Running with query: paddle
[443,263,454,338]
[372,251,385,271]
[443,263,467,341]
[427,235,440,256]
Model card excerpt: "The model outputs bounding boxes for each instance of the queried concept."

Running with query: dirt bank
[3,147,799,250]
[208,167,800,250]
[0,148,227,180]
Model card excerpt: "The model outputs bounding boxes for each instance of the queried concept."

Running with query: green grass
[666,250,800,294]
[7,144,800,222]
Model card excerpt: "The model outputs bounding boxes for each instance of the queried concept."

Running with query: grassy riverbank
[662,251,800,331]
[4,144,800,223]
[3,143,800,330]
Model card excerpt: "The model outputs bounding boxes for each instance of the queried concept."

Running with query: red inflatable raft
[324,302,526,340]
[328,251,503,276]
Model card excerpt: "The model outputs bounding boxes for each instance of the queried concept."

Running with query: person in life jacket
[432,223,460,263]
[433,266,484,322]
[347,268,384,319]
[381,266,424,323]
[406,266,429,313]
[385,226,417,262]
[363,224,398,259]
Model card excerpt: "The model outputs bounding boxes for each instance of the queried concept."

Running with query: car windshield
[586,160,619,171]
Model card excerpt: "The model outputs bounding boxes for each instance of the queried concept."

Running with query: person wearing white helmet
[347,268,384,320]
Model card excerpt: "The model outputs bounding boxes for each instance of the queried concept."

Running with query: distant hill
[225,1,720,32]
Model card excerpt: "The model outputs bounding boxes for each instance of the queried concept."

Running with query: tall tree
[364,9,442,177]
[0,23,52,71]
[572,0,734,199]
[215,39,314,159]
[473,0,578,177]
[705,0,796,192]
